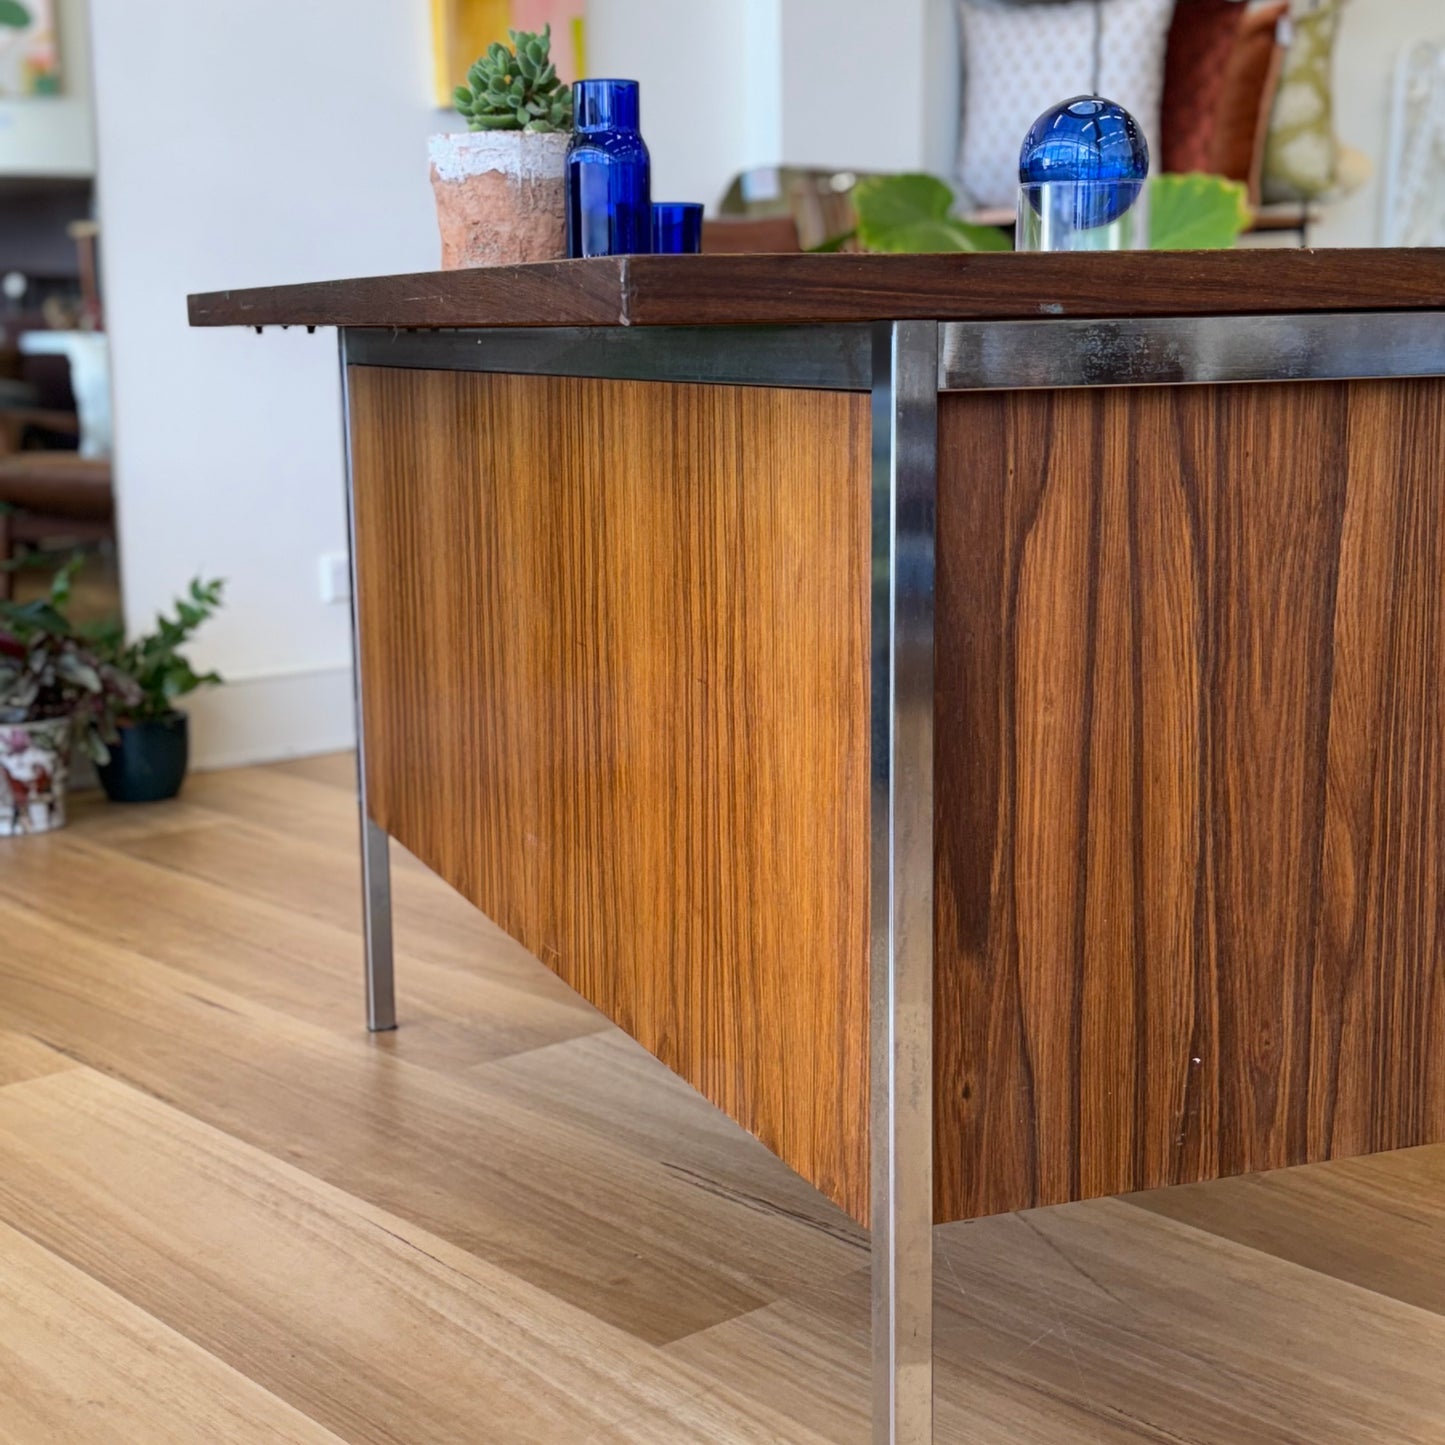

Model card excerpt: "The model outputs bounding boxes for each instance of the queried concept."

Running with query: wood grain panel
[188,248,1445,330]
[935,377,1445,1222]
[349,368,872,1219]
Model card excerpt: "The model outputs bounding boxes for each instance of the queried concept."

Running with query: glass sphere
[1018,95,1149,228]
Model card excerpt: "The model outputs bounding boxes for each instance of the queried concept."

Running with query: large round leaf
[854,173,1010,254]
[1149,173,1251,251]
[0,0,31,27]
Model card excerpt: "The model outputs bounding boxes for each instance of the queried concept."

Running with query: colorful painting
[431,0,586,108]
[0,0,59,98]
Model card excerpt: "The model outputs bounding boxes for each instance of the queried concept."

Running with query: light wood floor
[1,754,1443,1443]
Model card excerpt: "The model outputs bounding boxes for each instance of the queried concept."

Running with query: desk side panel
[936,377,1445,1222]
[349,367,872,1220]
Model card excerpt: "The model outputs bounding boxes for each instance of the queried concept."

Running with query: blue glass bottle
[567,79,652,258]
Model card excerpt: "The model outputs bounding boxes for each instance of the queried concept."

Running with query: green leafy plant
[0,559,139,763]
[817,170,1251,254]
[88,578,225,725]
[453,25,572,133]
[816,174,1010,254]
[0,1,32,28]
[1148,173,1252,250]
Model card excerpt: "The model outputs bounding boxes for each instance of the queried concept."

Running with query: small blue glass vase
[652,202,703,254]
[1018,95,1149,236]
[567,79,652,258]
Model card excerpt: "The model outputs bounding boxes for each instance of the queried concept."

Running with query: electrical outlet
[319,551,352,605]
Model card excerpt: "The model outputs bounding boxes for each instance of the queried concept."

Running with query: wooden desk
[192,250,1445,1444]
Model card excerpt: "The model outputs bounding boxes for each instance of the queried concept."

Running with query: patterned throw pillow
[1262,0,1341,202]
[1161,0,1248,176]
[957,0,1177,209]
[1209,1,1288,205]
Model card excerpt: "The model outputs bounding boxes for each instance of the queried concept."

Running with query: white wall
[0,0,93,176]
[89,0,451,768]
[777,0,932,173]
[1313,0,1443,247]
[587,0,779,209]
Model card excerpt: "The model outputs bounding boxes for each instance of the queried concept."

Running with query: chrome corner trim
[343,324,872,391]
[870,320,938,1445]
[938,311,1445,392]
[361,818,396,1032]
[339,331,397,1033]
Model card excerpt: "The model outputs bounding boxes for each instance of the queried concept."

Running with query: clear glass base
[1016,181,1150,253]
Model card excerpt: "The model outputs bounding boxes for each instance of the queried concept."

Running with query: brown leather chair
[0,451,114,601]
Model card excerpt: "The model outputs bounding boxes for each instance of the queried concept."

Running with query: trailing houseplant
[88,577,224,804]
[0,560,137,835]
[429,26,574,268]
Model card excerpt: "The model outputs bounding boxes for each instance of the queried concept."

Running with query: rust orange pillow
[1161,0,1248,175]
[1210,1,1289,204]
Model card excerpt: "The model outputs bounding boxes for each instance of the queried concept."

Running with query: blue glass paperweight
[1017,96,1150,251]
[652,202,703,254]
[567,79,652,258]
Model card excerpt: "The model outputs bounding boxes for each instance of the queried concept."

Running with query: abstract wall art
[431,0,586,108]
[0,0,60,98]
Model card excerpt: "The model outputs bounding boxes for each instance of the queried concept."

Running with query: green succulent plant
[453,25,572,134]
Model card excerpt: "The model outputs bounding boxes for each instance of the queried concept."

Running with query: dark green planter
[97,712,189,803]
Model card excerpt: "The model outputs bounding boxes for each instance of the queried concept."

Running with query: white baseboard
[181,664,356,771]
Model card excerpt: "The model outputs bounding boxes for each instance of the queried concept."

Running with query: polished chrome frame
[345,311,1445,397]
[938,311,1445,391]
[339,332,396,1033]
[869,322,939,1445]
[345,323,870,390]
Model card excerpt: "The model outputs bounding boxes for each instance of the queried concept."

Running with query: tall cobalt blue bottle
[567,79,652,257]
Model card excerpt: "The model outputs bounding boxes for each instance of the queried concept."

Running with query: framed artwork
[0,0,60,97]
[431,0,587,108]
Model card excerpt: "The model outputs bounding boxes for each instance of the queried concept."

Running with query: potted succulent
[429,25,573,269]
[0,562,137,835]
[89,578,224,804]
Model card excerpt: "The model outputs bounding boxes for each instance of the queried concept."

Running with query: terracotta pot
[0,716,71,836]
[429,130,570,269]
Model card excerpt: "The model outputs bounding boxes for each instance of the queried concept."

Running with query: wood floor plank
[4,755,1445,1441]
[261,750,358,791]
[119,816,546,981]
[0,1211,343,1444]
[671,1200,1445,1444]
[0,1031,77,1088]
[0,896,860,1345]
[48,787,225,844]
[469,1032,868,1250]
[179,765,375,856]
[0,831,604,1075]
[1125,1146,1445,1318]
[0,1069,830,1445]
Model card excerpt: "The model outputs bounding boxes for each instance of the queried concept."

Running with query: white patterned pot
[429,130,570,269]
[0,717,72,836]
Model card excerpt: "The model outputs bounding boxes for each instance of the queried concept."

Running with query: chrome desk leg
[360,816,396,1031]
[339,331,397,1033]
[870,320,939,1445]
